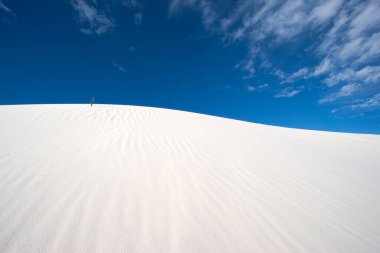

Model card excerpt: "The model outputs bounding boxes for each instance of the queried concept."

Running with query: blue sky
[1,0,380,134]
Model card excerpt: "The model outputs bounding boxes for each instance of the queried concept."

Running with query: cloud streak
[246,83,268,93]
[113,61,128,73]
[319,83,359,104]
[0,0,15,15]
[71,0,114,35]
[351,93,380,111]
[275,86,303,98]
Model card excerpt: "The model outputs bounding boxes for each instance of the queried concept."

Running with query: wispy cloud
[122,0,140,9]
[71,0,114,35]
[335,92,380,115]
[0,0,15,16]
[169,0,345,77]
[283,67,310,83]
[324,66,380,87]
[113,61,128,73]
[121,0,144,27]
[220,84,230,91]
[235,58,256,79]
[169,0,380,113]
[219,0,343,46]
[315,1,380,89]
[246,83,268,93]
[275,86,303,98]
[319,83,359,104]
[134,13,143,25]
[313,58,332,76]
[169,0,218,28]
[246,84,256,92]
[351,93,380,110]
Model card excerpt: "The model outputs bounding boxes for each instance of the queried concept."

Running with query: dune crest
[0,104,379,253]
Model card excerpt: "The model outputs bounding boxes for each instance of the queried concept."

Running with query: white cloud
[338,83,359,97]
[246,84,255,92]
[246,83,268,93]
[219,0,343,46]
[275,86,303,98]
[258,83,269,89]
[348,1,380,38]
[235,57,256,79]
[325,66,380,87]
[313,58,332,76]
[71,0,114,35]
[317,1,380,74]
[351,93,380,110]
[292,67,309,78]
[319,83,359,104]
[274,69,286,79]
[309,0,343,24]
[283,67,310,83]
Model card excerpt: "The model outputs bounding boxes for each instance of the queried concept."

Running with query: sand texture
[0,104,379,252]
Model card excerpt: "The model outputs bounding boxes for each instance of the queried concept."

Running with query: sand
[0,104,379,253]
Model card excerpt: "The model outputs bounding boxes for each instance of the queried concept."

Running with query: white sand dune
[0,104,379,253]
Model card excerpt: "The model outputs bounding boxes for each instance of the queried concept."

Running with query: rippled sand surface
[0,104,379,253]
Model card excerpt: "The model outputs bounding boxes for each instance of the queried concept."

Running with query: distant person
[90,97,95,107]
